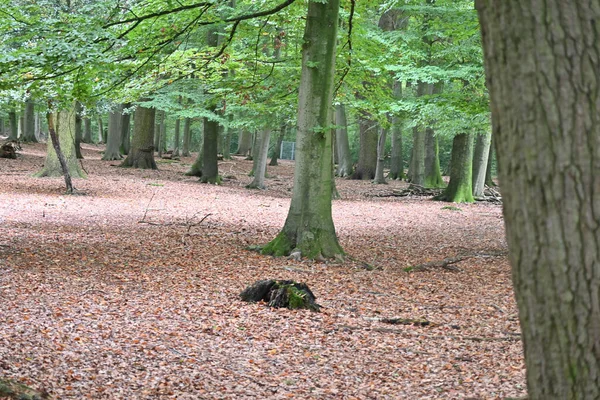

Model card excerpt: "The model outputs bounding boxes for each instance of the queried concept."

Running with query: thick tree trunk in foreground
[478,2,600,399]
[121,105,157,169]
[335,104,353,177]
[262,0,343,259]
[103,105,123,160]
[472,132,491,197]
[21,99,37,142]
[36,104,85,180]
[247,129,271,189]
[373,127,387,184]
[182,117,192,157]
[438,133,474,203]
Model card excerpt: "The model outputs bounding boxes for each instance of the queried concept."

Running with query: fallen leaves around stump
[0,142,525,399]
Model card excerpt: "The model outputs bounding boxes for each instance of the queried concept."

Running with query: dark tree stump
[0,142,18,159]
[240,279,320,311]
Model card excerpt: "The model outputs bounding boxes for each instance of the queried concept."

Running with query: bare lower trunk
[103,105,123,160]
[389,81,405,180]
[236,129,252,156]
[335,104,352,177]
[158,111,166,158]
[424,127,444,188]
[22,99,37,142]
[409,82,426,187]
[97,116,104,144]
[120,104,131,156]
[472,132,491,197]
[182,118,191,157]
[352,117,378,180]
[74,102,83,159]
[83,118,92,143]
[247,129,271,189]
[438,133,474,203]
[485,133,496,186]
[200,112,219,183]
[269,127,285,166]
[46,112,73,193]
[8,111,17,140]
[373,127,387,184]
[121,104,157,169]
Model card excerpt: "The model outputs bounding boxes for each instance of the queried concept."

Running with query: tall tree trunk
[157,110,166,158]
[262,0,343,259]
[182,117,192,157]
[173,117,181,157]
[74,102,83,159]
[409,82,426,186]
[121,104,157,169]
[478,2,600,398]
[200,110,219,183]
[373,126,388,184]
[438,133,474,203]
[83,118,92,143]
[97,116,105,144]
[472,132,491,197]
[8,110,17,140]
[36,103,85,180]
[389,81,405,180]
[335,104,352,177]
[21,99,37,142]
[154,110,161,154]
[352,116,378,180]
[247,129,271,189]
[269,126,285,166]
[236,129,252,156]
[120,104,131,156]
[103,105,123,160]
[485,133,496,186]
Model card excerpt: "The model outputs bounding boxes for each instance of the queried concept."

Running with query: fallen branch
[406,251,508,273]
[373,184,445,198]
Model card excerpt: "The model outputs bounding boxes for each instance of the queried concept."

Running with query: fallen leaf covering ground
[0,143,526,399]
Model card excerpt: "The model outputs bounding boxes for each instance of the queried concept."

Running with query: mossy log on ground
[0,377,50,399]
[240,279,320,311]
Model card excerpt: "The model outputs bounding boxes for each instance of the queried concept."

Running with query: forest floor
[0,142,526,399]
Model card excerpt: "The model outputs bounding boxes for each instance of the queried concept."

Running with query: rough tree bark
[335,104,353,177]
[472,132,491,197]
[262,0,343,259]
[485,133,496,186]
[437,133,474,203]
[373,126,388,184]
[477,1,600,398]
[121,104,157,169]
[36,102,85,181]
[102,104,123,160]
[247,129,271,189]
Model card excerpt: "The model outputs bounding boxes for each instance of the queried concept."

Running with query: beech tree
[262,0,343,259]
[477,1,600,398]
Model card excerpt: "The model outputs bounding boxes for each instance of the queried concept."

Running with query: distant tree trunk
[0,118,3,135]
[36,103,85,180]
[236,129,252,156]
[21,99,37,142]
[410,82,426,187]
[423,128,444,188]
[269,126,285,166]
[247,129,271,189]
[8,110,17,140]
[389,81,404,180]
[74,102,83,159]
[103,105,123,160]
[120,104,131,156]
[485,134,496,186]
[121,104,157,169]
[182,117,192,157]
[438,133,474,203]
[373,126,388,184]
[173,117,181,157]
[262,0,343,259]
[158,111,166,158]
[201,110,219,183]
[335,104,352,177]
[472,132,491,197]
[83,118,92,143]
[34,113,42,141]
[352,116,378,180]
[154,110,161,153]
[97,116,105,144]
